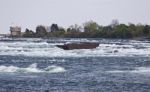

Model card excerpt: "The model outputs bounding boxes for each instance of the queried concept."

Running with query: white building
[10,26,21,37]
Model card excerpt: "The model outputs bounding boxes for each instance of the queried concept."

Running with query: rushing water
[0,38,150,92]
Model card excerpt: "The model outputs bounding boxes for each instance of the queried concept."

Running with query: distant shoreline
[3,21,150,39]
[1,36,150,41]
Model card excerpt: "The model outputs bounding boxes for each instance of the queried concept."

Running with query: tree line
[23,20,150,39]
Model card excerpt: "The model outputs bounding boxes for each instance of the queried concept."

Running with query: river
[0,38,150,92]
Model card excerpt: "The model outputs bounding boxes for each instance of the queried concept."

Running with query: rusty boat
[56,42,99,50]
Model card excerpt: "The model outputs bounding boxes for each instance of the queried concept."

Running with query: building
[10,26,21,37]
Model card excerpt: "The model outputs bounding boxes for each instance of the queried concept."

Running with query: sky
[0,0,150,34]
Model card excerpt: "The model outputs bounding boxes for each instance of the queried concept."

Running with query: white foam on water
[0,39,150,57]
[0,63,66,73]
[108,67,150,74]
[45,65,66,73]
[132,67,150,73]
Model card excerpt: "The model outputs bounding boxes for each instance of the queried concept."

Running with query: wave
[0,63,66,73]
[0,39,150,57]
[108,67,150,74]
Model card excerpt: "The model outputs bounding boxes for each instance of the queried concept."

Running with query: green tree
[83,20,99,32]
[143,25,150,36]
[51,24,59,32]
[36,25,47,37]
[66,24,82,38]
[23,28,35,37]
[114,24,132,38]
[128,23,137,37]
[51,27,66,37]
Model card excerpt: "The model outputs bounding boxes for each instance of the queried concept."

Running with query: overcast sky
[0,0,150,33]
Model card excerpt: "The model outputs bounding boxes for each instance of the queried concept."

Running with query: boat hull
[56,42,99,50]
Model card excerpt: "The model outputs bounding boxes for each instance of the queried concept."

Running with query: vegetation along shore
[9,20,150,39]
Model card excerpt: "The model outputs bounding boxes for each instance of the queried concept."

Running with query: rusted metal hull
[56,42,99,50]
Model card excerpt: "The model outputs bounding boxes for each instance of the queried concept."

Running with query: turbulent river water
[0,38,150,92]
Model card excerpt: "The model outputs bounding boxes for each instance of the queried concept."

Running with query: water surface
[0,38,150,92]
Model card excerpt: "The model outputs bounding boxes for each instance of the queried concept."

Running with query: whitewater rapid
[0,38,150,57]
[0,63,66,73]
